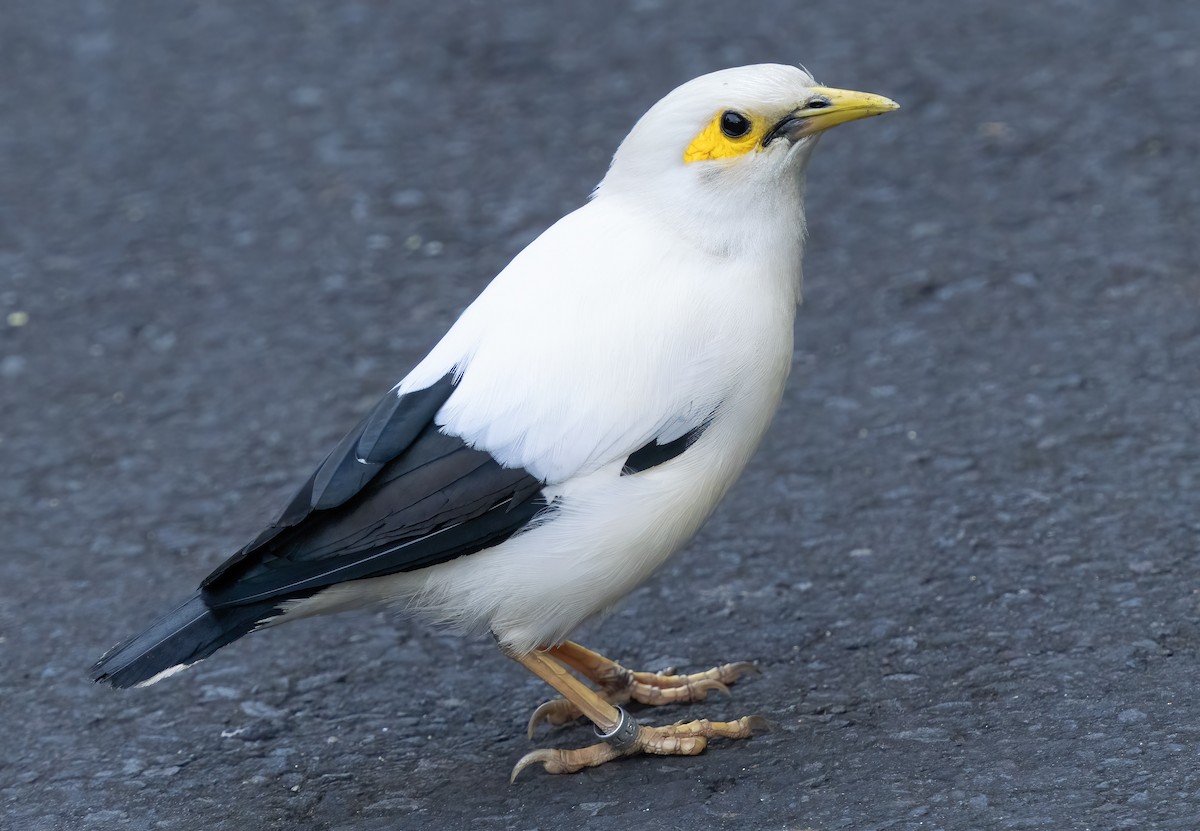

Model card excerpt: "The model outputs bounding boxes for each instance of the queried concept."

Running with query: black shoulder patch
[622,422,709,475]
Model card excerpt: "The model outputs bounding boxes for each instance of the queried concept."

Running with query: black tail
[90,592,281,689]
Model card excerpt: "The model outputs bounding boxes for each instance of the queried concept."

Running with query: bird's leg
[527,640,759,733]
[507,648,765,781]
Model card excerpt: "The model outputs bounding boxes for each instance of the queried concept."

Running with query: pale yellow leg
[506,644,766,781]
[527,640,759,734]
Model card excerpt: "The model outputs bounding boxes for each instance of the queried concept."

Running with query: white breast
[308,194,802,651]
[412,349,794,654]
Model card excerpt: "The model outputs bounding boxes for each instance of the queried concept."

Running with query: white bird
[91,63,898,780]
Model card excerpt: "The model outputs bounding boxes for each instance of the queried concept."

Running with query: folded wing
[200,373,548,608]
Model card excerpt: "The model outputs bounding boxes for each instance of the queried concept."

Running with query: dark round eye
[805,97,831,110]
[720,110,752,138]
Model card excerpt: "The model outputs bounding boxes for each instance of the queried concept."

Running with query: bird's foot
[511,714,768,781]
[527,641,759,735]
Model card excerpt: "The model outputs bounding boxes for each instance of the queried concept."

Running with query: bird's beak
[765,87,899,144]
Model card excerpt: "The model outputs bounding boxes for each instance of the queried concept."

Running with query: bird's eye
[720,111,752,138]
[805,97,831,110]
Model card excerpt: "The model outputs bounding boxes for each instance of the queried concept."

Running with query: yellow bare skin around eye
[683,112,767,164]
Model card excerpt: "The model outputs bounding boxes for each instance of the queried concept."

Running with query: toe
[510,742,622,782]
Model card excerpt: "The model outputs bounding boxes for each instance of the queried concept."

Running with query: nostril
[806,98,831,110]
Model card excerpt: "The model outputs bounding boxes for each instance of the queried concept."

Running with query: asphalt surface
[2,2,1198,829]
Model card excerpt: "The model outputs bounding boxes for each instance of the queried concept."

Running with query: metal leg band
[594,706,640,752]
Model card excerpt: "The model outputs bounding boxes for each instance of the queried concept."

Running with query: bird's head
[597,64,898,253]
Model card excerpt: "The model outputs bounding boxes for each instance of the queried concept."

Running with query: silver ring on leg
[595,706,640,751]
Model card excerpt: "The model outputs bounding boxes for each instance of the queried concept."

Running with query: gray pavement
[2,1,1199,829]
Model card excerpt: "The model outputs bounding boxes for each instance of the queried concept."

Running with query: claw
[526,702,552,739]
[510,748,554,783]
[510,742,621,783]
[694,679,731,699]
[527,698,582,738]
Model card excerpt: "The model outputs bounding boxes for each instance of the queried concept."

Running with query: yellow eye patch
[683,111,767,164]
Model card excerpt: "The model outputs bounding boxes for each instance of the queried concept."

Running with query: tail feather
[90,592,281,689]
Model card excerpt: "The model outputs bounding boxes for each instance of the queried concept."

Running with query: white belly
[284,199,803,651]
[377,347,791,654]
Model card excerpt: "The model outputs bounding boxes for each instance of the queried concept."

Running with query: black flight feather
[89,592,285,689]
[201,373,457,586]
[91,373,547,688]
[203,425,547,606]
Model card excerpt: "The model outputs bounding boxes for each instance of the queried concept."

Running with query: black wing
[200,373,548,608]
